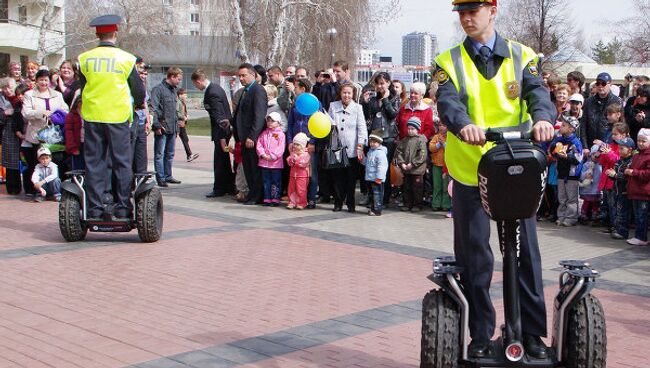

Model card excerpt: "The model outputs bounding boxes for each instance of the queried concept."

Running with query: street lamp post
[326,27,337,66]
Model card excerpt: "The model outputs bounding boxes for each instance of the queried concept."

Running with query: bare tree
[497,0,575,57]
[615,0,650,65]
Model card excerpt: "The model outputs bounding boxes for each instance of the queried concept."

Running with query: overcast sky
[372,0,633,63]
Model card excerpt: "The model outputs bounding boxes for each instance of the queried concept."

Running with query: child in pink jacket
[287,132,311,209]
[257,112,286,206]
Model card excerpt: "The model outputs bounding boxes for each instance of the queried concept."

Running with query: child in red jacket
[595,122,629,231]
[625,128,650,246]
[64,95,84,170]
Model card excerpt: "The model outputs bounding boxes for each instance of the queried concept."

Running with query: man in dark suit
[191,69,234,197]
[232,63,268,205]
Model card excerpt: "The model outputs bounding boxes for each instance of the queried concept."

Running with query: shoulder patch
[527,60,539,77]
[437,70,449,85]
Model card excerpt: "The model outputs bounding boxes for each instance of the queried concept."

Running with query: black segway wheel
[136,187,163,242]
[564,294,607,368]
[421,289,461,368]
[58,191,88,242]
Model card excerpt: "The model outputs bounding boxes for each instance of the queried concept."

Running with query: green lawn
[186,117,211,136]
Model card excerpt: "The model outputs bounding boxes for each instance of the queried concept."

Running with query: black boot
[523,334,548,359]
[468,339,492,358]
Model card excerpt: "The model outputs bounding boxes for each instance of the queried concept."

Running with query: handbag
[321,126,350,170]
[37,119,66,153]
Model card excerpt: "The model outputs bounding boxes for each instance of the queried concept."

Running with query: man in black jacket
[232,63,268,205]
[191,69,235,198]
[580,72,622,155]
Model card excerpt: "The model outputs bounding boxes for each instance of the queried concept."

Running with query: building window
[190,30,200,36]
[162,0,172,6]
[18,5,26,23]
[20,55,28,75]
[190,13,199,23]
[190,0,199,5]
[0,0,8,22]
[0,53,9,76]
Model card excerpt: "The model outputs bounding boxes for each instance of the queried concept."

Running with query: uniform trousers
[453,181,547,342]
[85,122,133,215]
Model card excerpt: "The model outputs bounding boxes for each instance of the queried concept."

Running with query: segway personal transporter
[58,170,163,243]
[420,130,606,367]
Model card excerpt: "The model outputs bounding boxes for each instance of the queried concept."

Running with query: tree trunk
[36,2,55,64]
[230,0,249,63]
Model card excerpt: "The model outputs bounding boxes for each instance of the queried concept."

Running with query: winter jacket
[64,108,83,154]
[580,92,622,149]
[287,151,311,178]
[328,100,368,158]
[579,160,602,196]
[150,79,178,134]
[428,132,447,167]
[395,134,428,175]
[396,101,435,140]
[627,149,650,200]
[363,145,388,182]
[31,161,59,184]
[612,155,633,195]
[362,93,401,142]
[22,88,68,144]
[256,127,285,169]
[624,96,650,141]
[597,143,620,191]
[550,133,583,180]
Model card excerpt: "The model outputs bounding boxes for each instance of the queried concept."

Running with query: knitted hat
[266,111,282,123]
[615,137,636,149]
[638,128,650,140]
[368,129,384,144]
[562,115,580,130]
[293,132,309,147]
[407,116,422,131]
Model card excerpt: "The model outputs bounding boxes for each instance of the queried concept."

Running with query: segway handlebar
[484,129,533,142]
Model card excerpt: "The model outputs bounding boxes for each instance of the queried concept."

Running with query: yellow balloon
[308,112,332,138]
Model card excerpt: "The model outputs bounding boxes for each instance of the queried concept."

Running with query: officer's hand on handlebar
[459,125,486,146]
[532,120,554,142]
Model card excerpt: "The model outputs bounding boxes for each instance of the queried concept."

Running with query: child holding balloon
[287,132,311,209]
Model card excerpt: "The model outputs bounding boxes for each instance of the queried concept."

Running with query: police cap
[89,14,123,33]
[452,0,496,11]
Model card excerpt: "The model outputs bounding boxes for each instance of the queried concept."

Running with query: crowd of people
[0,58,649,243]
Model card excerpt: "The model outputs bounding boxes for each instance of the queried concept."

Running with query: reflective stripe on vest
[436,40,538,186]
[79,47,136,123]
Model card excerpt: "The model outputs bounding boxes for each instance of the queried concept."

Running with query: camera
[322,73,331,79]
[285,75,296,83]
[368,91,377,98]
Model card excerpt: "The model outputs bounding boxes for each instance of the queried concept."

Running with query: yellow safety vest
[435,40,538,186]
[79,46,136,123]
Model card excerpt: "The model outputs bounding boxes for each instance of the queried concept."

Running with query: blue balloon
[295,93,319,116]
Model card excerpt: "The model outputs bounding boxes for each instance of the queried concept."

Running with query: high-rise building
[401,32,438,66]
[357,49,381,65]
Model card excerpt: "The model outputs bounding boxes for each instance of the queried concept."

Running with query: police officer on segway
[78,15,146,220]
[435,0,555,359]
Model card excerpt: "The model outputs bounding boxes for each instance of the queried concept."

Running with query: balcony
[0,18,64,53]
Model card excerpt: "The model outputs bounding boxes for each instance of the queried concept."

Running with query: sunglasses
[595,80,609,87]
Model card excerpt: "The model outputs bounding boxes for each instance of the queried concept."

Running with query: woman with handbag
[327,83,368,212]
[22,69,68,199]
[362,72,401,206]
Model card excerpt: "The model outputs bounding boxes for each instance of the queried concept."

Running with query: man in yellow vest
[435,0,555,359]
[78,15,146,219]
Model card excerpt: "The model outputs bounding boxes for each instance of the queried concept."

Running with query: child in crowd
[257,112,286,206]
[176,88,199,162]
[607,137,635,240]
[233,142,248,202]
[395,117,428,212]
[364,131,388,216]
[31,147,61,202]
[579,145,602,224]
[287,132,310,210]
[64,94,84,170]
[625,128,650,246]
[596,121,630,232]
[549,115,583,226]
[428,123,450,211]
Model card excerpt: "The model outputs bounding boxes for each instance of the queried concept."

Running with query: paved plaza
[0,135,648,368]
